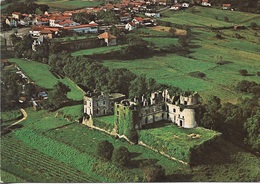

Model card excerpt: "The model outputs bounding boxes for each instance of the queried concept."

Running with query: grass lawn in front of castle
[93,115,115,132]
[138,121,220,162]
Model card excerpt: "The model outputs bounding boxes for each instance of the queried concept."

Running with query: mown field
[37,0,102,9]
[9,58,84,101]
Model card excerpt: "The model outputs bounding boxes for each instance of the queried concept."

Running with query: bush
[112,146,131,167]
[96,140,114,161]
[142,164,165,182]
[239,69,248,76]
[189,71,206,79]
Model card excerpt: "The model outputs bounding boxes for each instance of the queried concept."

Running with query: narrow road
[3,109,27,130]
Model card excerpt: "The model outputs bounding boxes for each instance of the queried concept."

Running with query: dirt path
[4,109,27,130]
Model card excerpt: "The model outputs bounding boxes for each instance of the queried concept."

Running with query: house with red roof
[201,0,211,6]
[12,12,21,19]
[132,16,143,26]
[98,32,117,46]
[49,15,71,27]
[125,22,136,31]
[222,3,231,10]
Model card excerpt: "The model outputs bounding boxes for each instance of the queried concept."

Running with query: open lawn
[37,0,102,9]
[143,37,178,48]
[9,58,83,101]
[139,122,220,162]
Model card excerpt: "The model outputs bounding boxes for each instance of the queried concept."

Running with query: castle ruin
[83,89,199,129]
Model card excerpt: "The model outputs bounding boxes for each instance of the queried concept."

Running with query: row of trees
[197,81,260,151]
[48,52,178,99]
[96,140,165,182]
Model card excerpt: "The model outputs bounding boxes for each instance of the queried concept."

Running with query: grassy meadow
[9,58,84,101]
[139,122,220,162]
[37,0,102,9]
[161,7,260,27]
[102,8,260,103]
[71,45,124,57]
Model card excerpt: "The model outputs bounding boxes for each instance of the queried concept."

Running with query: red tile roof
[223,4,231,6]
[98,32,116,39]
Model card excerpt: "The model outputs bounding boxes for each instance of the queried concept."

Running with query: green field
[143,37,178,48]
[102,24,260,103]
[71,45,124,57]
[9,58,83,101]
[1,106,191,182]
[139,122,220,162]
[37,0,102,9]
[93,115,115,131]
[161,7,260,27]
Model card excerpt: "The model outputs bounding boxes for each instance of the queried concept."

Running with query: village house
[98,32,117,46]
[145,12,160,18]
[125,22,136,31]
[62,23,98,34]
[132,16,143,26]
[222,3,231,10]
[12,12,21,20]
[201,0,211,6]
[5,18,18,27]
[170,3,182,11]
[49,15,71,27]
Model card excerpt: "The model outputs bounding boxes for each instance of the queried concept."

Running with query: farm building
[97,32,117,46]
[63,23,98,34]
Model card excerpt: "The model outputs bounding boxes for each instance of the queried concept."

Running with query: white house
[63,24,98,33]
[125,22,136,31]
[145,12,160,18]
[181,3,189,8]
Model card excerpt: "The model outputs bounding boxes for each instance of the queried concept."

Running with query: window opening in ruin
[180,120,183,126]
[103,109,106,114]
[173,108,176,113]
[96,109,99,114]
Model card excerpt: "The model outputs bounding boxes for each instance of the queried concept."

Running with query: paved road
[3,109,28,130]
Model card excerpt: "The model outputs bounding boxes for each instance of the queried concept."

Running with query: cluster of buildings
[83,89,199,129]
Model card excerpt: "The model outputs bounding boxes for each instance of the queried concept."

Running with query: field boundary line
[138,141,189,166]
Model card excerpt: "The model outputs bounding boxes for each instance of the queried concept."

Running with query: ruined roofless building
[115,89,199,129]
[83,91,125,119]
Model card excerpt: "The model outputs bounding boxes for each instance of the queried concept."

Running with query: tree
[96,140,114,161]
[243,112,260,150]
[43,82,71,110]
[141,162,165,182]
[168,27,177,37]
[112,146,131,166]
[239,69,248,76]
